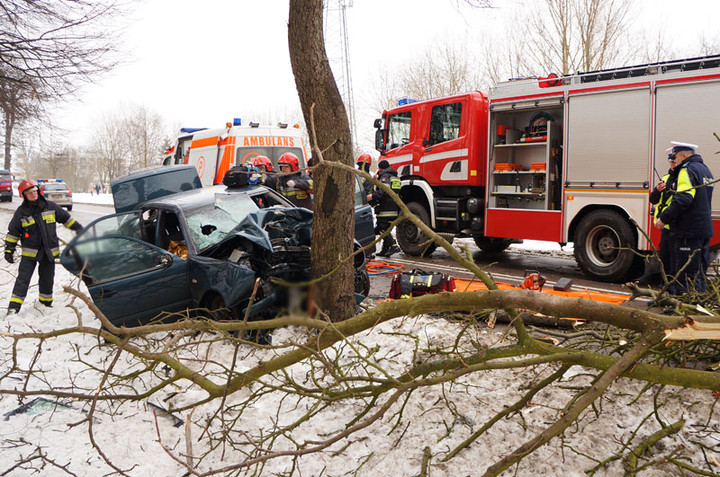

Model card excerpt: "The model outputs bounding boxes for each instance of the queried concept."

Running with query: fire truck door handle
[425,147,432,152]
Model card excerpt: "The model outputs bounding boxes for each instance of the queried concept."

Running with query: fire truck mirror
[375,129,386,151]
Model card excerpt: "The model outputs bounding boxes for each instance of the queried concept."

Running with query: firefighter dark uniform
[4,180,82,313]
[657,143,714,294]
[370,160,401,257]
[648,155,678,275]
[277,152,313,210]
[357,153,373,195]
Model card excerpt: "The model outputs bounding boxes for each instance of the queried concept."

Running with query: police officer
[655,141,714,294]
[277,152,313,209]
[356,153,373,195]
[5,180,83,314]
[370,159,401,257]
[648,150,678,277]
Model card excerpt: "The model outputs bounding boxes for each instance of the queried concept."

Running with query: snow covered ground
[0,197,716,476]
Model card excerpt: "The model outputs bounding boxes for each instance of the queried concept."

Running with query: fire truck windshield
[386,111,412,150]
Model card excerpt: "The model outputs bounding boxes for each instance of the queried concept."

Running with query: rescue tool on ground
[374,54,720,282]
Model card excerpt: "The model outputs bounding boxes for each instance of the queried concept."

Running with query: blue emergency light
[398,98,418,106]
[233,118,242,126]
[180,128,206,134]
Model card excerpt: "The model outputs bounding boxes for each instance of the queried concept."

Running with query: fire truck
[163,119,310,186]
[374,55,720,281]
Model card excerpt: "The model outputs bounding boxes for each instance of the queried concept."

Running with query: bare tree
[369,40,484,113]
[124,104,168,170]
[93,111,128,186]
[0,0,121,173]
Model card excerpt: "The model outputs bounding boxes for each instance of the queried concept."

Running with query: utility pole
[323,0,356,149]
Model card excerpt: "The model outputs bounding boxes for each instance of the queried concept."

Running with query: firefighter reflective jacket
[649,168,678,229]
[277,172,313,210]
[5,195,82,260]
[371,167,402,219]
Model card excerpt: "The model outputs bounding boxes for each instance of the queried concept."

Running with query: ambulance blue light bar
[233,118,242,126]
[180,127,206,134]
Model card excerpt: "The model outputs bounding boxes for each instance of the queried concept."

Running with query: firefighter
[252,155,278,189]
[370,159,401,257]
[4,180,83,314]
[356,153,373,195]
[277,152,313,209]
[647,151,679,278]
[655,141,714,294]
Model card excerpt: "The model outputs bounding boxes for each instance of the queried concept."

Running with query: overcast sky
[52,0,720,151]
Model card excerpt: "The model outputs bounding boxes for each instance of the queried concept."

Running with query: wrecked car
[60,166,370,328]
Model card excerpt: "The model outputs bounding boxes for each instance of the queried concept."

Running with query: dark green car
[61,166,370,328]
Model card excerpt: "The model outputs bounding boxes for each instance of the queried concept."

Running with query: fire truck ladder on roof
[575,54,720,84]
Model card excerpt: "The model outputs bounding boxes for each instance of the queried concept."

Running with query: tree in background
[0,0,120,171]
[124,104,168,171]
[93,111,129,188]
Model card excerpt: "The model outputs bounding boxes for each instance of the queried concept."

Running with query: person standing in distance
[654,141,714,294]
[4,180,83,314]
[370,159,401,257]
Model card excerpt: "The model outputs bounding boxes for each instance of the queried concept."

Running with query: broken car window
[185,194,259,252]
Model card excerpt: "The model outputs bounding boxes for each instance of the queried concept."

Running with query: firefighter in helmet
[277,152,313,209]
[356,153,373,195]
[252,155,278,190]
[4,179,83,314]
[370,159,401,257]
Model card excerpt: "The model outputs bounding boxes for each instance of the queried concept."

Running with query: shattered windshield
[185,194,259,251]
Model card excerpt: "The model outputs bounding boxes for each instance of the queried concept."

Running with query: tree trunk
[288,0,356,321]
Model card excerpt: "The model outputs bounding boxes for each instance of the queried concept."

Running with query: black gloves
[4,250,13,264]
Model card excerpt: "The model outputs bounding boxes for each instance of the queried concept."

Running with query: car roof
[140,184,284,211]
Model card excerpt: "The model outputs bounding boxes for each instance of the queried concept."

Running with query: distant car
[38,179,72,210]
[0,169,12,202]
[60,166,370,328]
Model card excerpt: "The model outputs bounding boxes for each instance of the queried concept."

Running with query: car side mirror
[156,254,172,268]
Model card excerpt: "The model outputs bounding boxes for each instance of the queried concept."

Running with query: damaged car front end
[61,181,369,329]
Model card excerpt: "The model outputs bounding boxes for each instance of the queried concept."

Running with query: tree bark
[288,0,356,321]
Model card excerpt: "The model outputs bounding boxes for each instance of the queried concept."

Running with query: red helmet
[18,179,39,198]
[278,152,300,172]
[252,155,273,171]
[356,153,372,166]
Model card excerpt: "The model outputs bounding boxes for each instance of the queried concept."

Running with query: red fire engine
[374,55,720,281]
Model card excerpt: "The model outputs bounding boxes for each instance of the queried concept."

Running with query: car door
[354,176,375,249]
[61,211,193,327]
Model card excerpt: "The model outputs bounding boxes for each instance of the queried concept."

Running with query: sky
[52,0,720,152]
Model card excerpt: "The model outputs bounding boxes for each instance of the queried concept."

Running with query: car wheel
[355,264,371,297]
[206,294,234,320]
[474,236,513,254]
[573,209,636,282]
[396,201,437,257]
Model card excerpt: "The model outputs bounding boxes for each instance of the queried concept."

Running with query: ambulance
[162,119,310,186]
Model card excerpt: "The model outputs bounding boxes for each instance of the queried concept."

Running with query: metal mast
[323,0,356,146]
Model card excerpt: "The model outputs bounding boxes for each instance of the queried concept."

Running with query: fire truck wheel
[396,202,437,257]
[573,210,636,282]
[474,236,512,254]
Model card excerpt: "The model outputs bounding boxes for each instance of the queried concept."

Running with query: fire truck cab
[163,120,310,186]
[376,55,720,281]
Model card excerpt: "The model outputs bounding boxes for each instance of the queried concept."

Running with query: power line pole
[323,0,356,149]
